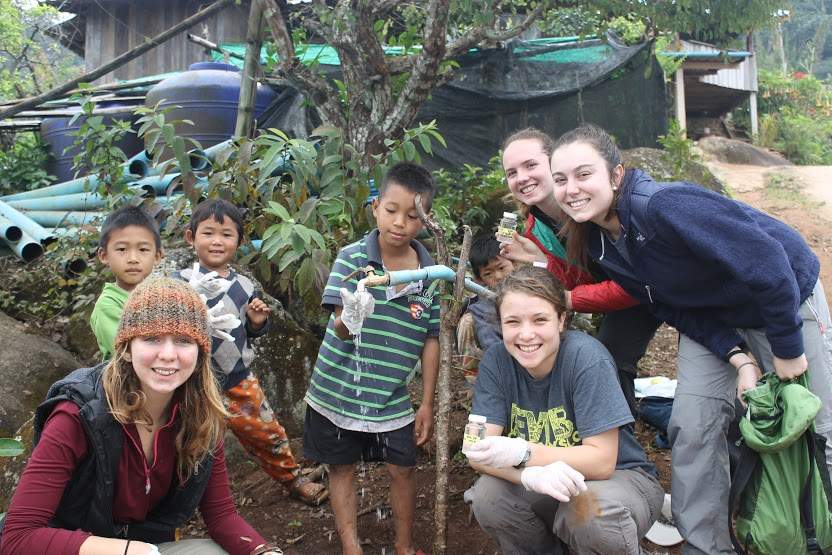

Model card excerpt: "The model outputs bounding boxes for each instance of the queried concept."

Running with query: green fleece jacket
[89,283,129,360]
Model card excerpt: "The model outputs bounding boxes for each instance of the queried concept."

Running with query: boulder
[0,311,79,438]
[0,311,80,511]
[623,147,726,195]
[697,136,793,167]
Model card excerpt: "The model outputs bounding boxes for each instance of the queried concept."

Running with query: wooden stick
[186,33,245,60]
[0,0,236,121]
[235,0,265,138]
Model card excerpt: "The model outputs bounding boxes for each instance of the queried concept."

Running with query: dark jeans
[596,304,663,417]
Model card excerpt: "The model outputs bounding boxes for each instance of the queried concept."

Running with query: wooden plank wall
[83,0,250,84]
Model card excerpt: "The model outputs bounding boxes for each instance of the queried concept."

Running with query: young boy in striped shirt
[303,163,440,555]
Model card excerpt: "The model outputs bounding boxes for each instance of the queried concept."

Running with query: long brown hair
[501,127,556,217]
[104,335,230,483]
[553,123,626,270]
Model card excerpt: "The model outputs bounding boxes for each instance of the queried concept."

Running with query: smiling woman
[498,128,661,417]
[0,279,284,555]
[551,122,832,555]
[463,266,664,554]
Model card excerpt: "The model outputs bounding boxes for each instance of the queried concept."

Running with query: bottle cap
[502,212,517,220]
[468,414,487,423]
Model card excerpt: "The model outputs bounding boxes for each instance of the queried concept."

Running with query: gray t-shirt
[472,330,657,477]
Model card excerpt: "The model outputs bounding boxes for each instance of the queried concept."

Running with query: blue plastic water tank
[144,62,278,149]
[40,100,144,183]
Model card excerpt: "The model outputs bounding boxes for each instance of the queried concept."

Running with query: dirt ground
[190,160,832,555]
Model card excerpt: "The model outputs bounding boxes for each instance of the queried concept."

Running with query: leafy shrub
[0,133,55,195]
[187,123,445,307]
[657,119,701,181]
[432,156,507,243]
[749,70,832,165]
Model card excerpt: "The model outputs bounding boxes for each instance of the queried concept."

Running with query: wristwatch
[514,444,532,469]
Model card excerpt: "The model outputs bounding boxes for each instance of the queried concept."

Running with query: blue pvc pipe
[6,186,153,211]
[123,159,149,178]
[147,149,210,176]
[2,229,44,262]
[202,139,235,164]
[385,265,494,299]
[1,174,135,201]
[0,201,56,244]
[7,193,108,212]
[126,149,154,167]
[130,174,182,197]
[0,215,22,243]
[21,210,103,228]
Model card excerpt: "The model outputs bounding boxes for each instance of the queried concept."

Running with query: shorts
[303,406,416,466]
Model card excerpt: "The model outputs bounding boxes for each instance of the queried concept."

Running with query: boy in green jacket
[89,206,162,360]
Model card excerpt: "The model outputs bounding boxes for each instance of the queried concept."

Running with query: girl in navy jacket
[550,122,832,555]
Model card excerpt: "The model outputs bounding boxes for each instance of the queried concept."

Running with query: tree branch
[257,0,346,128]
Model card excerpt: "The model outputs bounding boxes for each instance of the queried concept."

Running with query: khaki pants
[669,280,832,554]
[464,468,663,555]
[158,539,229,554]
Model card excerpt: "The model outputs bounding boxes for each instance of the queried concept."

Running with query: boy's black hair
[469,234,505,279]
[378,162,436,211]
[189,199,244,245]
[99,206,162,251]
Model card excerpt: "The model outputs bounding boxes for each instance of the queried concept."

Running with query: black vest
[24,365,214,543]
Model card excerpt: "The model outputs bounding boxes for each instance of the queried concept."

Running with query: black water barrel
[144,62,278,149]
[40,100,144,183]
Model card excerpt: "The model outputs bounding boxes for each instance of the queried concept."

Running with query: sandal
[286,474,329,506]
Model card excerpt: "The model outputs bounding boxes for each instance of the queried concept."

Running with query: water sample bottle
[497,212,518,244]
[463,414,487,453]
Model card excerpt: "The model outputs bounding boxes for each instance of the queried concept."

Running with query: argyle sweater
[173,266,269,390]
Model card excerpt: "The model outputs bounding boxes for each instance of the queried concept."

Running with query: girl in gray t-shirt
[464,266,663,555]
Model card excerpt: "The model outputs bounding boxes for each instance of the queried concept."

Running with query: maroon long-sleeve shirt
[1,401,268,555]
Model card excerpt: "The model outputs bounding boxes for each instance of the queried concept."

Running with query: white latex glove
[201,296,241,341]
[464,436,528,468]
[188,263,231,299]
[520,461,587,502]
[340,287,375,336]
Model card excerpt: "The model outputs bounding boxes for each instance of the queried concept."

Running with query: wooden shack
[47,0,251,83]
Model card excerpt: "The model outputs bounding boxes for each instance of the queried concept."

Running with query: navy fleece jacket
[586,169,819,360]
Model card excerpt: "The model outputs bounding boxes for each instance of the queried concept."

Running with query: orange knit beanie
[114,278,211,354]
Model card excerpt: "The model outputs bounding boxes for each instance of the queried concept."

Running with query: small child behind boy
[456,234,516,385]
[303,163,440,555]
[90,205,162,360]
[174,199,328,507]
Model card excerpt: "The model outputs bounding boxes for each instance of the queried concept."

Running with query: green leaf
[0,438,25,457]
[278,249,303,271]
[403,141,416,160]
[266,201,291,221]
[296,258,315,295]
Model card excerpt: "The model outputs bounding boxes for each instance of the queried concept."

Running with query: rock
[623,147,726,195]
[0,311,79,438]
[63,312,102,365]
[0,311,81,511]
[697,136,793,167]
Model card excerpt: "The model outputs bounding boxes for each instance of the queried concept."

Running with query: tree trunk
[416,196,472,554]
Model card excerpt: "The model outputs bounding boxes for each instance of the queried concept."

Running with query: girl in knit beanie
[1,278,283,555]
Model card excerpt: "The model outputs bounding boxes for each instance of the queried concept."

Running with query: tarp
[221,33,668,170]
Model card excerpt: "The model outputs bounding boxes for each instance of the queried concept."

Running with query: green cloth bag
[731,372,832,555]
